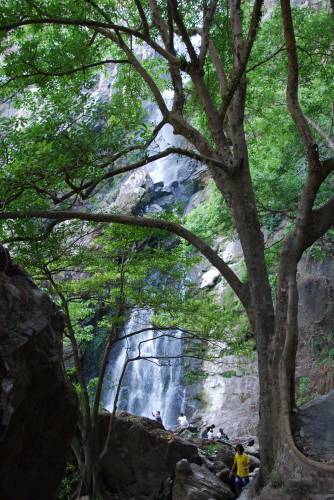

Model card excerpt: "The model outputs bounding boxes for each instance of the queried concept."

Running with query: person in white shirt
[208,428,215,440]
[177,412,189,429]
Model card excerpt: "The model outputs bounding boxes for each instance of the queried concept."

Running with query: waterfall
[146,90,186,187]
[100,66,203,428]
[103,308,185,429]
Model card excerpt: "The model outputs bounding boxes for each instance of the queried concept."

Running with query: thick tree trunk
[254,241,334,497]
[77,428,109,500]
[209,134,277,478]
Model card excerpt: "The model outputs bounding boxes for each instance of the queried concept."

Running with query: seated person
[217,427,229,440]
[177,412,189,429]
[201,426,211,439]
[208,427,215,440]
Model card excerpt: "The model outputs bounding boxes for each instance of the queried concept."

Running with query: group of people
[152,410,251,497]
[201,424,229,441]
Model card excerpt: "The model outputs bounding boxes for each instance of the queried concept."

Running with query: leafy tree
[0,1,334,497]
[11,218,229,497]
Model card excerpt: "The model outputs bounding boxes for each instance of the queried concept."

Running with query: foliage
[310,331,334,365]
[296,376,313,406]
[184,369,208,385]
[184,180,234,242]
[200,442,224,457]
[57,462,80,500]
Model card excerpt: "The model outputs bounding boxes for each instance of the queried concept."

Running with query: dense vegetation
[0,0,333,498]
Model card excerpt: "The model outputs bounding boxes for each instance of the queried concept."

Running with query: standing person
[229,444,250,497]
[152,410,163,426]
[177,412,189,429]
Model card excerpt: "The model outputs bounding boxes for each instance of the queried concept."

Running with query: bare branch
[116,325,224,350]
[0,59,129,88]
[97,27,169,118]
[96,146,227,180]
[246,46,285,73]
[40,145,225,205]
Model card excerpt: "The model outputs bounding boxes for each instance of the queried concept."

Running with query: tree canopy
[0,0,334,496]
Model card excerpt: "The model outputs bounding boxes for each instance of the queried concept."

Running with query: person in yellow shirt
[229,444,250,497]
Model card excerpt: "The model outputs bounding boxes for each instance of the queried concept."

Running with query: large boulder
[99,411,201,499]
[0,271,78,500]
[114,169,154,213]
[214,443,236,468]
[294,391,334,461]
[172,459,236,500]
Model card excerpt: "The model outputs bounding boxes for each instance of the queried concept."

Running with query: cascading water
[102,308,185,429]
[101,59,202,429]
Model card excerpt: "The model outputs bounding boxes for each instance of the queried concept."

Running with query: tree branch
[0,59,129,88]
[306,116,334,153]
[280,0,320,169]
[208,39,229,95]
[169,0,198,62]
[97,27,170,118]
[199,0,218,66]
[0,15,180,66]
[246,46,285,73]
[219,0,264,120]
[0,209,250,311]
[306,194,334,248]
[134,0,150,36]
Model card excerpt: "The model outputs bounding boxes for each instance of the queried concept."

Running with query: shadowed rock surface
[172,458,236,500]
[294,391,334,462]
[0,271,78,500]
[98,411,201,499]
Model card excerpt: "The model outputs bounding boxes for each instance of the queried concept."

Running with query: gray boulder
[294,391,334,461]
[215,443,236,468]
[98,411,201,499]
[114,169,154,213]
[172,459,236,499]
[0,272,78,500]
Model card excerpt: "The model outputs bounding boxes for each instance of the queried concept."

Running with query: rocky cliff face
[187,247,334,441]
[96,156,334,442]
[0,270,78,500]
[296,257,334,396]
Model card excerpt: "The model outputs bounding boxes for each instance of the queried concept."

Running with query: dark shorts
[235,476,249,488]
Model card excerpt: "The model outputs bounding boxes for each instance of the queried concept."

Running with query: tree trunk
[253,242,334,497]
[77,427,109,500]
[208,130,277,478]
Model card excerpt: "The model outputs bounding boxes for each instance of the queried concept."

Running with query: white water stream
[102,309,185,429]
[102,85,190,428]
